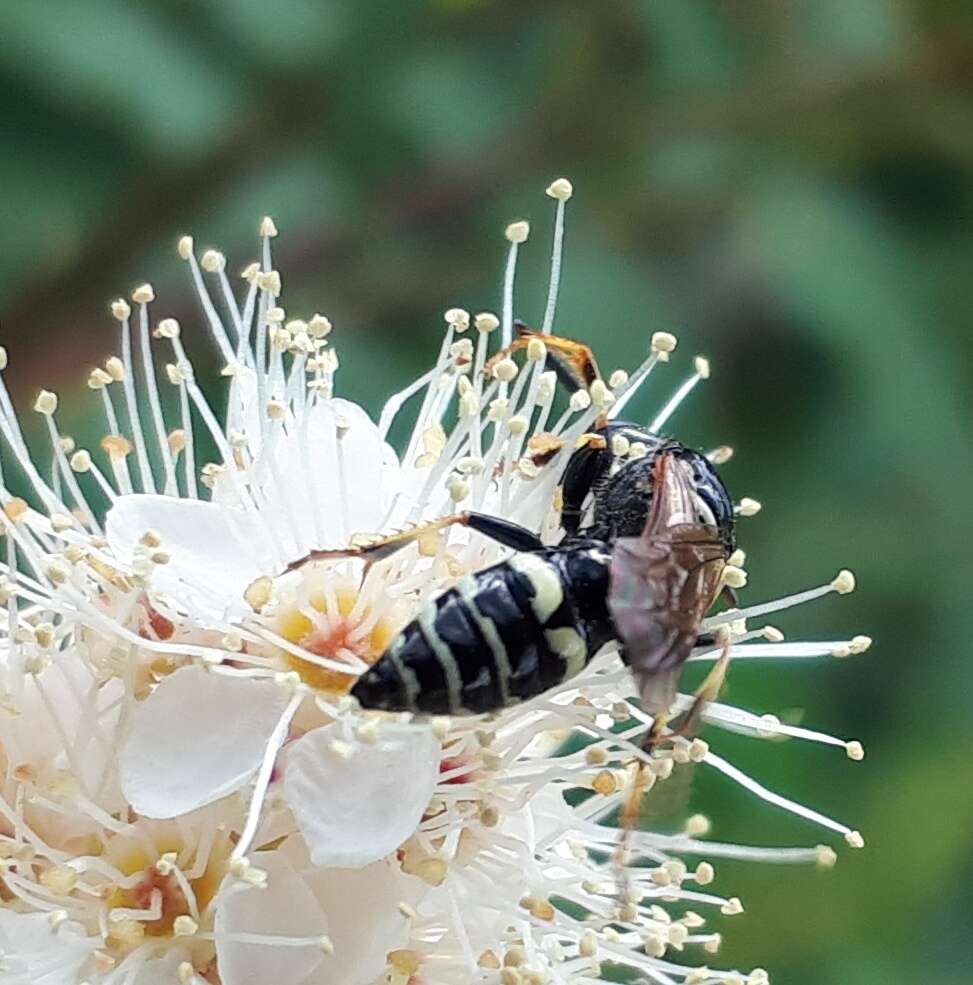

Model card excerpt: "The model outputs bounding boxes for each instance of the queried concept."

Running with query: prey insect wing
[608,453,727,721]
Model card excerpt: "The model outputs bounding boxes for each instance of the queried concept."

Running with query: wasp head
[588,441,735,554]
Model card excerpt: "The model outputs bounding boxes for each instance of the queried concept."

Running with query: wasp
[292,330,737,739]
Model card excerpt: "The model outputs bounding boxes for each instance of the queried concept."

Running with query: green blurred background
[1,1,971,982]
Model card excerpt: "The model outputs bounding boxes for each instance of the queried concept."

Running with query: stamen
[136,300,178,496]
[703,572,853,629]
[704,751,854,838]
[541,179,572,333]
[181,243,237,366]
[113,297,156,493]
[232,687,304,861]
[501,221,529,386]
[649,356,709,434]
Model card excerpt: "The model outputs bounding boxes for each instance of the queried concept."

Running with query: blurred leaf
[202,0,349,66]
[0,0,244,159]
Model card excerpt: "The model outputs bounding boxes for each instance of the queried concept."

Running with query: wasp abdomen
[351,546,612,715]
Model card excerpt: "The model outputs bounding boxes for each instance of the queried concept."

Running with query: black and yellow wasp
[292,330,736,740]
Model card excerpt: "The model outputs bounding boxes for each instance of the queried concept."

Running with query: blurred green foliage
[1,1,971,982]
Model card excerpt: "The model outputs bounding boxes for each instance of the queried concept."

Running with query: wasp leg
[483,322,601,390]
[465,512,544,552]
[284,511,543,574]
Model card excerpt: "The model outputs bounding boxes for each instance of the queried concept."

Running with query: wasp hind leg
[284,511,544,575]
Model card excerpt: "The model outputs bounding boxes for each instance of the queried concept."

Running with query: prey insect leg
[284,511,543,574]
[616,647,732,898]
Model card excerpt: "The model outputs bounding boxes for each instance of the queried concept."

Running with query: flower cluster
[0,179,869,985]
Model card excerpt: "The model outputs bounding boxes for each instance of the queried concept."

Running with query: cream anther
[609,369,628,389]
[569,390,591,412]
[589,379,613,408]
[832,569,856,594]
[816,845,838,868]
[69,450,92,473]
[695,861,714,884]
[34,390,58,415]
[546,178,573,201]
[257,271,282,296]
[723,565,747,589]
[611,435,630,457]
[111,298,131,321]
[505,220,530,244]
[846,740,865,761]
[87,368,112,389]
[493,358,519,382]
[173,915,199,937]
[448,476,470,503]
[308,313,332,338]
[475,312,500,333]
[685,813,710,836]
[177,235,194,259]
[527,337,546,361]
[651,331,678,354]
[260,216,279,237]
[244,576,273,613]
[445,307,471,331]
[738,497,762,517]
[488,397,509,421]
[157,317,180,339]
[201,249,226,273]
[132,284,155,304]
[694,355,711,379]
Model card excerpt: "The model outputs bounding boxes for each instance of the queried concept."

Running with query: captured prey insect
[289,334,737,729]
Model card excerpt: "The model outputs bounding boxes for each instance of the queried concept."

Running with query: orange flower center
[276,578,401,693]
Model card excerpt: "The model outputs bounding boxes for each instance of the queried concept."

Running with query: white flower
[0,184,871,984]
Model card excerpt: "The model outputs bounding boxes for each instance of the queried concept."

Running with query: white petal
[284,721,440,868]
[225,366,264,456]
[302,859,415,985]
[216,852,327,985]
[132,950,195,985]
[252,399,397,553]
[119,666,288,818]
[0,911,93,985]
[105,494,277,617]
